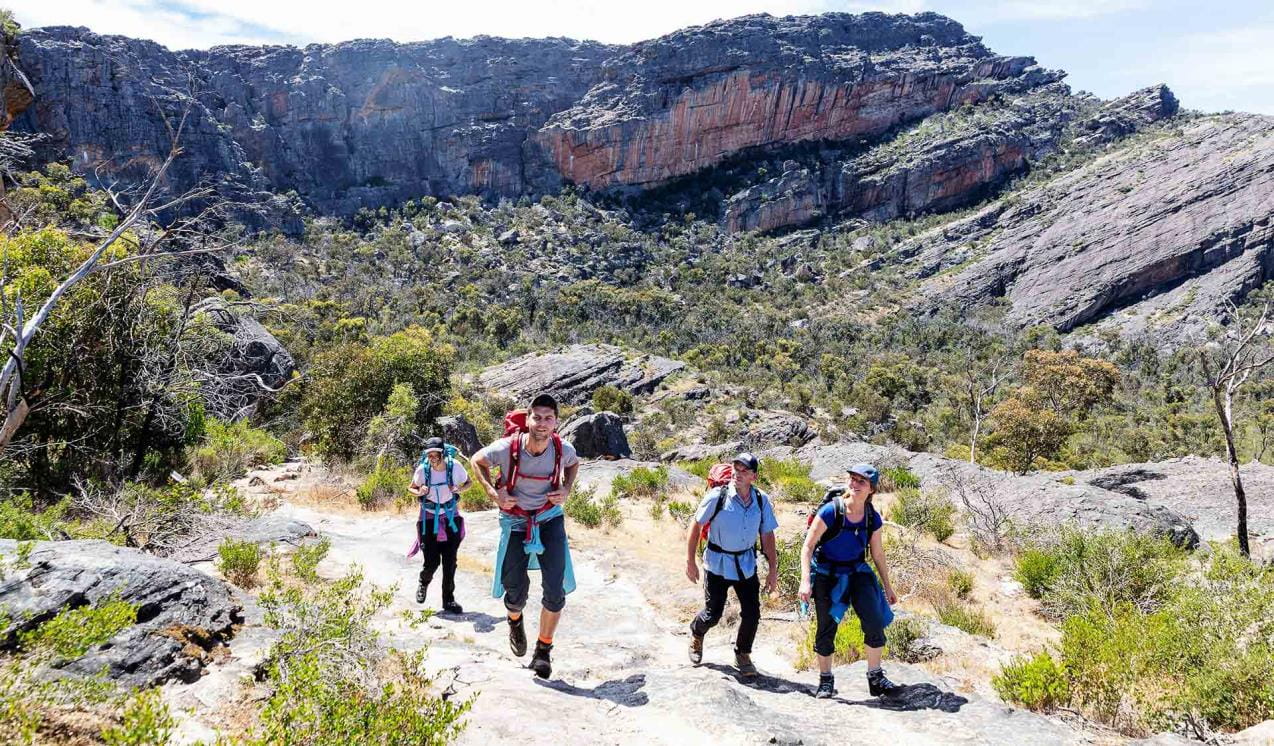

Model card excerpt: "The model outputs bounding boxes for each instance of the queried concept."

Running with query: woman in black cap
[409,436,470,613]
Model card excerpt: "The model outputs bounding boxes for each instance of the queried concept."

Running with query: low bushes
[217,538,263,588]
[356,460,411,510]
[189,418,287,482]
[564,486,622,529]
[888,487,955,542]
[611,466,669,499]
[993,652,1070,712]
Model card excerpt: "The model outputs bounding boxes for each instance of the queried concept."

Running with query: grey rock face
[0,539,241,687]
[561,411,632,459]
[16,27,611,216]
[911,113,1274,340]
[200,300,296,417]
[437,415,482,456]
[792,442,1200,546]
[16,12,1081,232]
[1066,456,1274,556]
[476,344,684,405]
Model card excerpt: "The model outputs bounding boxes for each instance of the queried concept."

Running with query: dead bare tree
[955,349,1014,464]
[1198,297,1273,558]
[941,466,1016,556]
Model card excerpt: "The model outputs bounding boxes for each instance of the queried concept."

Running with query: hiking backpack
[807,486,879,555]
[499,409,563,492]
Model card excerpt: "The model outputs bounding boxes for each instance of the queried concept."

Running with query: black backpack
[808,486,878,555]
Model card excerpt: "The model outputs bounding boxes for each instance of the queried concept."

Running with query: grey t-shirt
[474,434,580,511]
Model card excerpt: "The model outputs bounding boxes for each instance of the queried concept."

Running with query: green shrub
[101,689,175,746]
[189,418,287,482]
[1020,528,1186,620]
[934,598,996,638]
[886,616,931,663]
[253,565,470,744]
[880,466,920,491]
[888,487,956,542]
[993,652,1070,711]
[1049,544,1274,735]
[458,482,494,511]
[356,459,411,510]
[218,538,263,588]
[946,569,975,599]
[301,327,454,460]
[774,535,804,603]
[291,537,332,582]
[564,488,621,529]
[0,494,69,540]
[19,598,139,659]
[591,385,634,415]
[796,613,865,671]
[666,500,695,525]
[1014,547,1060,599]
[759,458,821,504]
[678,458,714,481]
[611,466,669,499]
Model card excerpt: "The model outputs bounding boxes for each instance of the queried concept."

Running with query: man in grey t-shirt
[471,392,580,679]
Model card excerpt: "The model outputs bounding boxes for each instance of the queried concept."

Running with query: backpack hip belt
[706,541,758,581]
[502,504,559,555]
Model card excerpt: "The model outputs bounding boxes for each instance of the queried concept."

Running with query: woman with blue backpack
[798,462,902,700]
[409,436,470,613]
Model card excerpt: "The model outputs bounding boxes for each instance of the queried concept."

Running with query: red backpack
[698,463,734,540]
[499,409,562,492]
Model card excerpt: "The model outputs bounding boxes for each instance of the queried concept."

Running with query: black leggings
[417,515,463,603]
[691,571,761,655]
[813,572,887,656]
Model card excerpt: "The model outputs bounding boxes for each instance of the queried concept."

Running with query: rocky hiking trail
[161,463,1152,746]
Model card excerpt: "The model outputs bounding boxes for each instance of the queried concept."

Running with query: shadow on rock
[839,683,968,713]
[532,673,649,707]
[447,611,503,633]
[701,662,808,694]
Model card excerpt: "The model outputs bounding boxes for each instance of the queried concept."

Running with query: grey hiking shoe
[735,652,758,678]
[867,668,903,697]
[688,633,704,665]
[530,640,552,679]
[508,615,527,657]
[415,578,428,604]
[815,674,836,699]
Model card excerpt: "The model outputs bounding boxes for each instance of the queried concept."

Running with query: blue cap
[847,463,879,489]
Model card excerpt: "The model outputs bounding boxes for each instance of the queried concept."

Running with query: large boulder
[199,300,297,418]
[561,412,631,459]
[792,443,1200,547]
[477,344,684,405]
[0,540,241,687]
[438,415,482,456]
[1066,456,1274,557]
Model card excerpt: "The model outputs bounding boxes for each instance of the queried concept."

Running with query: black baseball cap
[529,392,559,415]
[732,452,760,473]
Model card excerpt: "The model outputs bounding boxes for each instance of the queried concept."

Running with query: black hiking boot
[508,615,527,657]
[867,668,903,697]
[415,577,429,604]
[815,674,836,699]
[530,640,553,679]
[442,599,464,614]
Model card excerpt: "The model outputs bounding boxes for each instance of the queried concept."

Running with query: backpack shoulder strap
[707,485,729,523]
[818,495,846,547]
[550,433,563,489]
[507,433,522,492]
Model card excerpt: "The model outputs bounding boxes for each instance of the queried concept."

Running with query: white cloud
[1125,25,1274,114]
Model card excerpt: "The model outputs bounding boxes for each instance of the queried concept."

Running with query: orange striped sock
[538,635,553,646]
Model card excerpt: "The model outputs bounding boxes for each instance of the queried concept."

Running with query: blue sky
[13,0,1274,114]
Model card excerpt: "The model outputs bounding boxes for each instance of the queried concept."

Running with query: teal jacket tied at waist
[491,504,577,599]
[812,555,894,627]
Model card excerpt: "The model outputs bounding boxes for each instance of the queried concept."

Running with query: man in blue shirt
[684,452,779,678]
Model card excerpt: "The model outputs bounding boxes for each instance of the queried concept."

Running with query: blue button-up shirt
[695,484,779,581]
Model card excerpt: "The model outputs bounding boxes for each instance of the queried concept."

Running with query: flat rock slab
[477,344,684,405]
[0,539,241,687]
[791,443,1199,546]
[237,503,1089,746]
